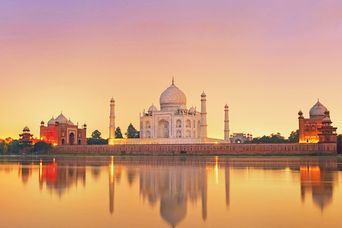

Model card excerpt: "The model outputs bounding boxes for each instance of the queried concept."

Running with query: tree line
[87,123,139,145]
[246,130,299,144]
[0,140,52,155]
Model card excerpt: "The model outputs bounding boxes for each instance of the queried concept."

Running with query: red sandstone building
[298,101,337,144]
[40,113,87,146]
[19,126,38,144]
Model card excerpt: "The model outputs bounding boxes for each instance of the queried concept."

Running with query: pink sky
[1,0,342,139]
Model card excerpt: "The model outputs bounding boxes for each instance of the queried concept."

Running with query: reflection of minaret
[109,156,115,214]
[201,166,208,221]
[201,180,207,221]
[225,166,230,208]
[39,160,43,190]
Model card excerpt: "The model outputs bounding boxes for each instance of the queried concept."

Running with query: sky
[1,0,342,139]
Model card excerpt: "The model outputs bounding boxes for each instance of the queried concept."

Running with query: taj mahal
[108,79,230,145]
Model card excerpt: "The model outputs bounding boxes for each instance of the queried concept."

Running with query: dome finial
[172,76,175,85]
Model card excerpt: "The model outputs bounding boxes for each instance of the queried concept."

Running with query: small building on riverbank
[40,113,87,146]
[298,101,337,144]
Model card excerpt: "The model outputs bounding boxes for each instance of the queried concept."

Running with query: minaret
[200,92,208,139]
[109,98,115,145]
[224,104,230,142]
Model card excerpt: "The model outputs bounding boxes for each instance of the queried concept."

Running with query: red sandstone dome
[48,117,56,125]
[309,101,328,118]
[23,126,30,132]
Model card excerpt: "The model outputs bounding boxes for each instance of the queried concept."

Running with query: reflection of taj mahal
[139,165,208,227]
[109,78,230,144]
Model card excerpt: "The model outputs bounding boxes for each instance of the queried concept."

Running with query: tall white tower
[200,92,208,139]
[109,98,115,145]
[224,104,230,142]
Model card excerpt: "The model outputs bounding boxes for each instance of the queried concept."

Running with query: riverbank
[51,143,337,156]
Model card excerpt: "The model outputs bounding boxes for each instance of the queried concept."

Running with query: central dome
[160,80,187,111]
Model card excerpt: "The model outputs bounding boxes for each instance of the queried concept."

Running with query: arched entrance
[69,132,75,145]
[235,139,242,144]
[158,120,170,138]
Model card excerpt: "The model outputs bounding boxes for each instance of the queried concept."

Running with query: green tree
[87,130,108,145]
[33,141,53,154]
[7,140,32,154]
[0,142,7,154]
[115,127,123,138]
[249,133,287,144]
[288,130,299,143]
[91,130,102,140]
[126,123,140,138]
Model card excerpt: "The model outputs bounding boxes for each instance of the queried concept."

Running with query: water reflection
[109,156,115,214]
[0,156,341,227]
[39,159,86,197]
[138,162,208,226]
[300,165,337,211]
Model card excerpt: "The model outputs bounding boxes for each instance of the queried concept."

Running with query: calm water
[0,156,342,228]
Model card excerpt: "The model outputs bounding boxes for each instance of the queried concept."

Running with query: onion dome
[322,111,332,124]
[55,113,68,124]
[110,98,115,103]
[83,123,87,129]
[310,100,328,118]
[160,79,187,111]
[179,104,187,110]
[298,110,303,116]
[201,91,206,97]
[224,104,229,109]
[40,121,45,125]
[189,106,196,113]
[160,197,186,227]
[48,117,56,125]
[23,126,30,132]
[148,104,158,113]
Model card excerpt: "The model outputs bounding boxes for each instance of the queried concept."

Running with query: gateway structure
[109,79,230,144]
[40,113,87,146]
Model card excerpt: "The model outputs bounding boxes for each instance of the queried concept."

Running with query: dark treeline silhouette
[87,130,108,145]
[0,140,52,154]
[246,130,299,144]
[87,124,139,145]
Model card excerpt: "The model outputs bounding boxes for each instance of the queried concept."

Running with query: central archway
[158,120,170,138]
[69,132,75,145]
